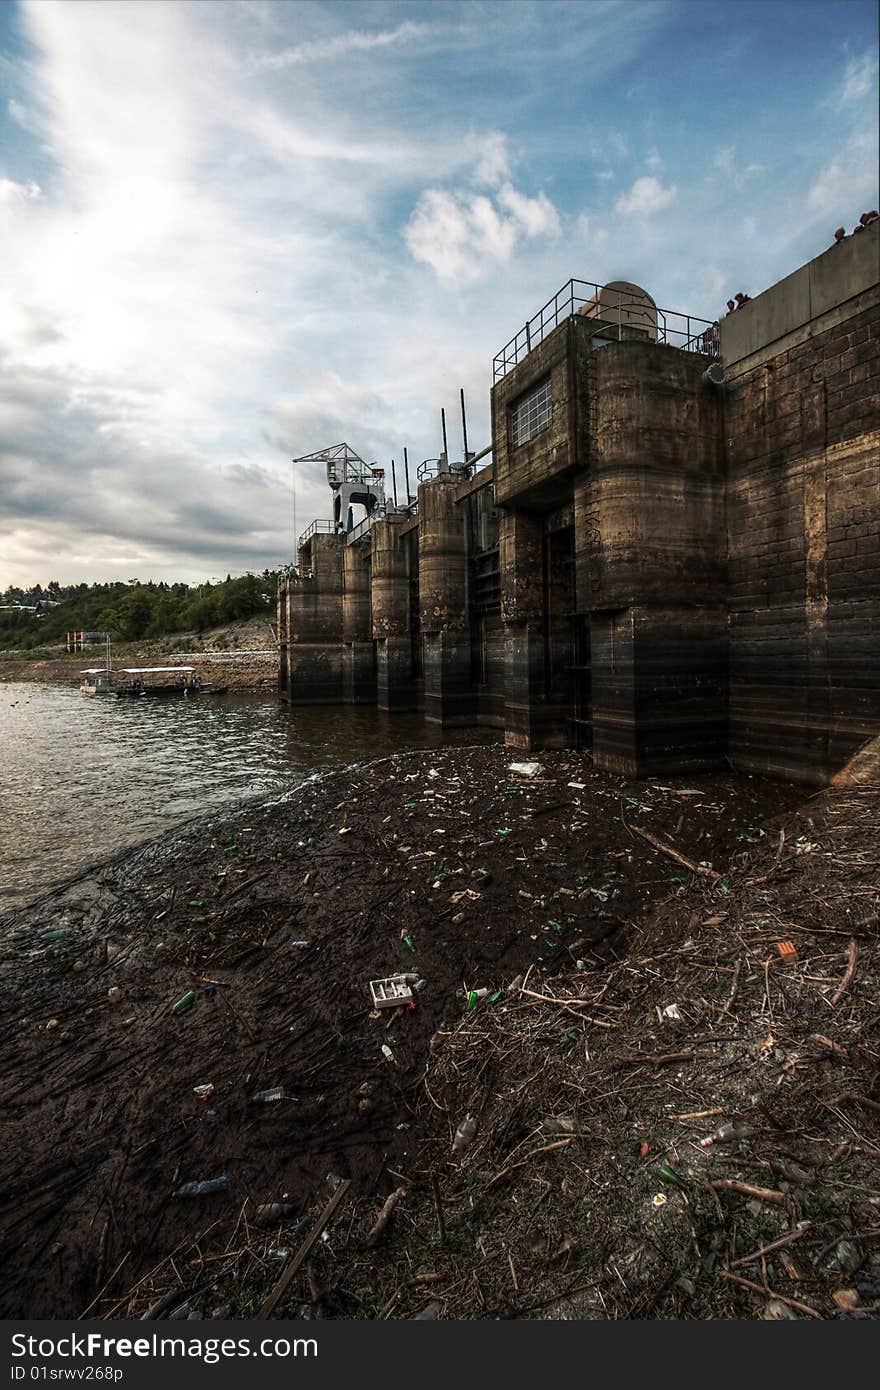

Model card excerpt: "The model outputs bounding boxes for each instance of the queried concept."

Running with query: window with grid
[510,377,552,447]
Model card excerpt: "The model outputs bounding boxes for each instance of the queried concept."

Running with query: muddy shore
[1,746,877,1320]
[0,649,276,693]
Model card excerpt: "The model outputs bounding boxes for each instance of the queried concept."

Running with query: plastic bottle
[699,1119,754,1147]
[453,1114,478,1154]
[252,1087,285,1103]
[175,1177,228,1197]
[172,990,196,1016]
[256,1203,296,1223]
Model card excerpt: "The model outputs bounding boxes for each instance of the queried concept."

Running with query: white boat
[80,635,114,696]
[79,667,114,696]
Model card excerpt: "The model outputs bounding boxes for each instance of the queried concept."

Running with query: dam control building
[278,223,880,785]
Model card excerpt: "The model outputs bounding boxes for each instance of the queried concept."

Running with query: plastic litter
[453,1114,478,1154]
[107,986,122,1005]
[172,990,196,1015]
[252,1087,285,1103]
[256,1203,297,1223]
[509,762,543,778]
[175,1177,229,1198]
[699,1119,754,1147]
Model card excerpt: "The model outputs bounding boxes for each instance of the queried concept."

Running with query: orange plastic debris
[776,941,798,963]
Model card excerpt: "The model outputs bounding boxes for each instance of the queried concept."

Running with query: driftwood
[366,1186,406,1247]
[831,938,858,1007]
[629,825,721,881]
[709,1179,787,1205]
[258,1179,352,1318]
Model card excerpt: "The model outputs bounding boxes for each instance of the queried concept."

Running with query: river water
[0,682,497,911]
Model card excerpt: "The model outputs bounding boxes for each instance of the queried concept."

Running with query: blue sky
[1,0,877,583]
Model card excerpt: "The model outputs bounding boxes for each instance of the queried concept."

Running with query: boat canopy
[119,666,195,674]
[80,668,111,675]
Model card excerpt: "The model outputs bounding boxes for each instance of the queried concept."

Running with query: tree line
[0,572,279,651]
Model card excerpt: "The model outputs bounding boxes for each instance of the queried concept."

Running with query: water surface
[0,683,496,909]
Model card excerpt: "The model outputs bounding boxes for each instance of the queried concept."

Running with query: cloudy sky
[1,0,877,585]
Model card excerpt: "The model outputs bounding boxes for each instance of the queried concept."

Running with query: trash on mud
[175,1177,229,1198]
[171,990,196,1015]
[509,762,543,778]
[453,1114,478,1154]
[370,976,415,1009]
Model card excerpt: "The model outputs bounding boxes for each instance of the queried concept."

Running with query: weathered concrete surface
[342,544,375,702]
[720,219,879,366]
[277,229,878,786]
[419,477,471,725]
[280,532,345,704]
[725,268,880,783]
[371,515,419,712]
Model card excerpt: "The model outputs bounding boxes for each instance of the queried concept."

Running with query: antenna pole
[403,447,411,504]
[391,458,398,508]
[460,388,469,460]
[441,408,449,467]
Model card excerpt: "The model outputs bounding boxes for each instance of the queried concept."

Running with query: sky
[1,0,877,586]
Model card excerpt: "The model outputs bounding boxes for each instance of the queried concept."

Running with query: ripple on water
[0,681,497,910]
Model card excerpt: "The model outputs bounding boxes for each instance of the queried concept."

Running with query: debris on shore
[0,746,877,1320]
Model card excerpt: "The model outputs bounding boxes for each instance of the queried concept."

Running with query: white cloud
[248,20,430,72]
[0,178,42,202]
[405,178,559,284]
[835,51,878,108]
[472,131,511,188]
[615,175,676,217]
[713,145,764,191]
[807,131,878,216]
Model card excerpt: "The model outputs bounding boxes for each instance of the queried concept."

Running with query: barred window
[510,377,552,447]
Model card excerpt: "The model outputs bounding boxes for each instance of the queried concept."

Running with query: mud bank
[0,649,276,692]
[1,747,877,1320]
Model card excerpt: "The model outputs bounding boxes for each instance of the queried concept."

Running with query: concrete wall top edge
[720,220,880,367]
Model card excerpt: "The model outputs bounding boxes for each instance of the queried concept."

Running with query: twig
[730,1224,811,1269]
[430,1175,447,1246]
[486,1138,573,1188]
[78,1251,131,1319]
[709,1180,787,1206]
[629,825,720,881]
[831,939,857,1007]
[719,1269,822,1318]
[718,959,741,1019]
[366,1186,406,1247]
[258,1179,352,1318]
[518,987,614,1027]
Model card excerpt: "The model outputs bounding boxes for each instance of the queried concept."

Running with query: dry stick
[629,824,721,881]
[833,1092,880,1115]
[518,987,614,1027]
[618,1050,710,1067]
[78,1251,131,1320]
[486,1138,573,1189]
[730,1224,811,1270]
[709,1179,787,1206]
[431,1176,447,1246]
[831,938,858,1007]
[366,1186,406,1247]
[258,1179,352,1319]
[718,959,742,1019]
[719,1269,822,1319]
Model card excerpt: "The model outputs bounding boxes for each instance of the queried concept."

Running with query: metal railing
[296,518,336,549]
[493,278,719,380]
